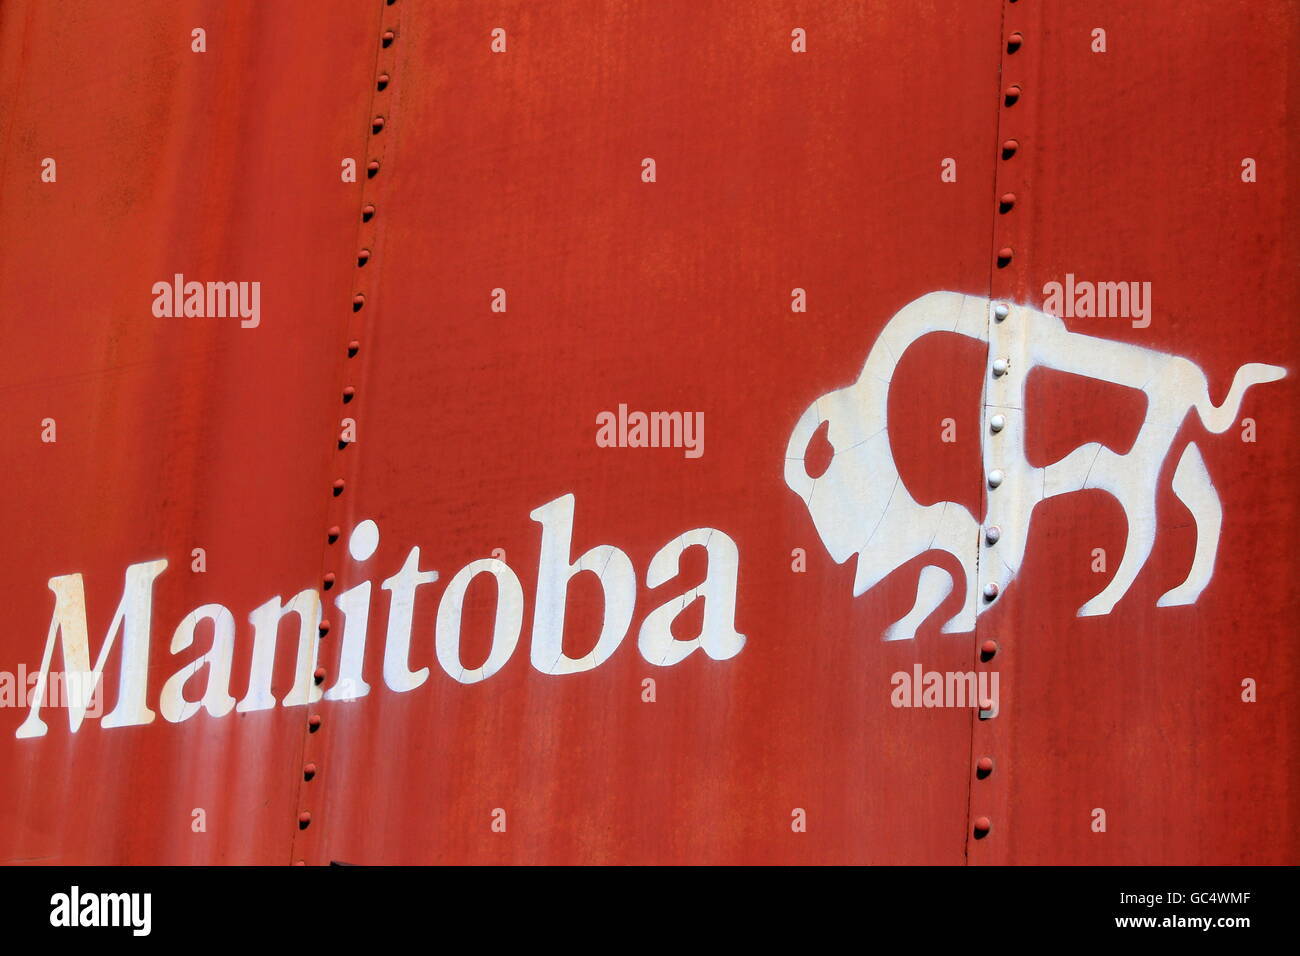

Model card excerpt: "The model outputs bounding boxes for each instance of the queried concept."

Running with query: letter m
[16,560,167,738]
[1097,281,1129,318]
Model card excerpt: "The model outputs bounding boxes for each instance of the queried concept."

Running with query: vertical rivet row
[297,0,403,860]
[974,0,1033,850]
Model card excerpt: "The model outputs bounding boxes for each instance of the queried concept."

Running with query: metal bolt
[992,358,1009,377]
[993,302,1009,321]
[990,414,1006,432]
[983,582,999,600]
[985,526,1001,544]
[973,816,992,836]
[308,714,322,730]
[981,639,999,656]
[977,756,994,774]
[988,469,1004,488]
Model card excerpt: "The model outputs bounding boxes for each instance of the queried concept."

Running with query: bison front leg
[852,499,977,640]
[883,565,954,642]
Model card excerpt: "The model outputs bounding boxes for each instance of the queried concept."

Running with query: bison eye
[804,419,834,479]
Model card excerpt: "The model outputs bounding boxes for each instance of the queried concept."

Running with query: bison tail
[1194,362,1287,433]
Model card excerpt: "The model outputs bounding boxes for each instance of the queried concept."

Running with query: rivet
[322,572,336,590]
[1004,84,1021,106]
[342,386,356,402]
[361,204,376,222]
[303,763,317,780]
[977,756,994,774]
[381,30,395,47]
[327,525,341,544]
[352,294,366,314]
[989,414,1006,432]
[979,699,996,719]
[987,469,1004,488]
[1001,139,1019,159]
[293,860,306,866]
[347,340,361,357]
[357,249,371,267]
[318,619,331,636]
[993,302,1010,321]
[308,714,322,731]
[313,666,327,684]
[981,639,998,656]
[992,358,1009,376]
[998,192,1016,213]
[332,478,346,496]
[996,247,1014,268]
[983,582,999,600]
[366,160,380,179]
[985,526,1001,544]
[298,811,313,827]
[372,116,385,134]
[1007,32,1023,54]
[973,816,992,837]
[376,73,390,92]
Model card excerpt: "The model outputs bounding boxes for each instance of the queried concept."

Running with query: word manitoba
[596,404,704,458]
[1041,273,1152,328]
[16,494,744,738]
[151,274,261,328]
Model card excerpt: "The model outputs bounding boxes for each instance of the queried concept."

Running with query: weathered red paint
[0,0,1295,866]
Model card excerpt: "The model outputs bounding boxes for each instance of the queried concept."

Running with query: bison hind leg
[1157,442,1222,607]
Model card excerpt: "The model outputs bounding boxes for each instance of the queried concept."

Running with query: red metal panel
[971,0,1300,865]
[0,0,377,863]
[293,0,1003,866]
[0,0,1295,867]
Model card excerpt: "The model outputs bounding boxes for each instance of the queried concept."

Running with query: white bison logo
[784,291,1286,641]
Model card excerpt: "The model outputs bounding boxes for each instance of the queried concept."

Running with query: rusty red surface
[0,0,1295,865]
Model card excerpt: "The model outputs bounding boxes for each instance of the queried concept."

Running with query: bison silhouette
[784,291,1286,641]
